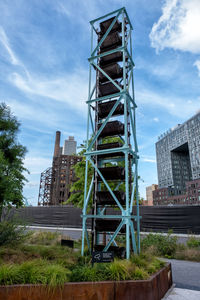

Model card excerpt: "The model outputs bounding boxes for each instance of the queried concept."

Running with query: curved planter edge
[0,263,172,300]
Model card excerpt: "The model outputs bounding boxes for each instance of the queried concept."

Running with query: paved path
[165,259,200,291]
[163,288,200,300]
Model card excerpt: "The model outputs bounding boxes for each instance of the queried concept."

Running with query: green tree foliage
[67,141,93,208]
[68,137,143,208]
[0,103,28,218]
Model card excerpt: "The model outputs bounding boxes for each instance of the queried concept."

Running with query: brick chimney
[53,131,61,157]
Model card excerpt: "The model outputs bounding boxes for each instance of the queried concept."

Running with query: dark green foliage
[141,232,178,258]
[141,232,200,262]
[0,103,28,218]
[70,264,109,282]
[67,136,143,208]
[67,156,93,208]
[0,220,27,246]
[66,138,93,208]
[187,237,200,249]
[70,253,164,282]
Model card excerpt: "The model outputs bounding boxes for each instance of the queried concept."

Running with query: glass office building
[154,111,200,205]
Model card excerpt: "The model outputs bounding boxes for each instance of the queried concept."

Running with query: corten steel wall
[0,263,172,300]
[11,205,200,234]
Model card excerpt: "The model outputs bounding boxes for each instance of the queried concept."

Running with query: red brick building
[153,179,200,205]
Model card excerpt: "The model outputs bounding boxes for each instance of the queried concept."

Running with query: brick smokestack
[53,131,61,157]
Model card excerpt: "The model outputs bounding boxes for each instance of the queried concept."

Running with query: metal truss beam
[82,8,140,259]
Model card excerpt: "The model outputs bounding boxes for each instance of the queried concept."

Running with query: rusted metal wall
[0,264,172,300]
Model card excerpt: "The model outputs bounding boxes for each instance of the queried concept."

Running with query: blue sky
[0,0,200,205]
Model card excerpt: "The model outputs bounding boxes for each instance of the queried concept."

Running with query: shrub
[70,257,159,282]
[187,237,200,249]
[0,220,27,246]
[141,232,177,257]
[70,264,108,282]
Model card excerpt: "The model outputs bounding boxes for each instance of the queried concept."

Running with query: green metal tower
[81,7,140,259]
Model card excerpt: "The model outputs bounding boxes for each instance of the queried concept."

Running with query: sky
[0,0,200,205]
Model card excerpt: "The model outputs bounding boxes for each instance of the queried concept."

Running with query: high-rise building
[153,111,200,205]
[144,184,158,206]
[62,136,77,155]
[38,131,81,206]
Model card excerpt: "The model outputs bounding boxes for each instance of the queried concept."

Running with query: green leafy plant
[70,264,108,282]
[0,103,28,219]
[141,231,177,258]
[187,237,200,249]
[0,220,27,246]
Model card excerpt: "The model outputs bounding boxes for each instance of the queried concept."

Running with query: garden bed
[0,227,173,299]
[0,263,172,300]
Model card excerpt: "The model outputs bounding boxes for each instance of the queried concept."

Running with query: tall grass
[0,259,71,287]
[0,226,168,286]
[27,231,62,246]
[70,254,165,282]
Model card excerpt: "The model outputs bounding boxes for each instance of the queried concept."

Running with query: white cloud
[0,24,88,114]
[26,181,39,188]
[6,99,60,129]
[142,158,156,163]
[194,60,200,76]
[56,0,102,28]
[57,2,71,17]
[9,68,88,113]
[24,157,52,175]
[141,155,156,163]
[150,0,200,54]
[0,26,31,80]
[153,117,159,122]
[136,87,200,119]
[0,26,19,65]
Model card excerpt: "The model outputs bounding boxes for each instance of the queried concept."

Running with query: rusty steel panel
[0,263,172,300]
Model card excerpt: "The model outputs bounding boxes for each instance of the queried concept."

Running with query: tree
[0,103,28,219]
[68,137,143,208]
[67,141,93,208]
[67,137,124,208]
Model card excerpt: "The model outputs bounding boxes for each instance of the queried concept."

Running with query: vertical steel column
[81,25,94,256]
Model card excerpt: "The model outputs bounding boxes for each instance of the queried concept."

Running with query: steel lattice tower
[81,7,140,259]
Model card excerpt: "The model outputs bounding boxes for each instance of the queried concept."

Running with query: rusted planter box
[0,263,172,300]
